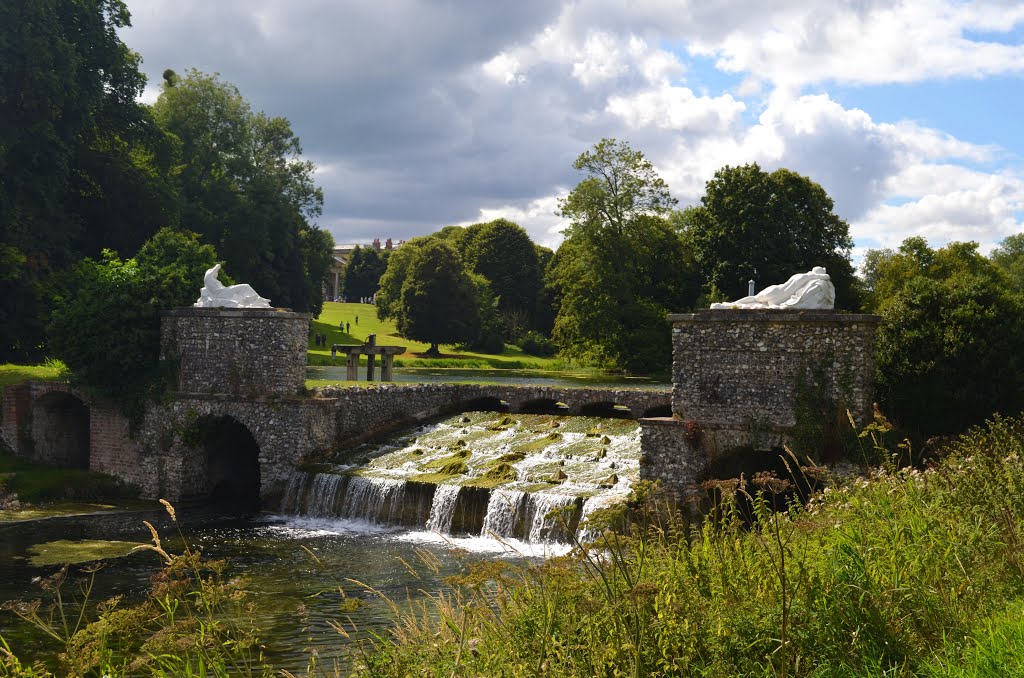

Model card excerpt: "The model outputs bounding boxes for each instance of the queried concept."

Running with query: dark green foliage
[518,331,557,357]
[0,0,175,361]
[677,163,858,308]
[551,140,698,372]
[868,237,1024,435]
[461,219,543,333]
[991,232,1024,296]
[342,245,387,299]
[397,241,481,355]
[464,273,505,354]
[152,70,331,315]
[47,229,218,418]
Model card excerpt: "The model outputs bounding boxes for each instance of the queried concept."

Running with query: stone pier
[640,309,880,500]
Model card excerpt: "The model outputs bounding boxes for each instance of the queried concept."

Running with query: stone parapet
[160,307,310,397]
[668,310,880,450]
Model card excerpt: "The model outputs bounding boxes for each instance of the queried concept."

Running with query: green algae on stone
[26,539,140,566]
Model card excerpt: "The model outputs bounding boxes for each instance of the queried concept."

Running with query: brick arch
[30,390,90,468]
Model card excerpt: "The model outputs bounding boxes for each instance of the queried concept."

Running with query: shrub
[517,331,556,357]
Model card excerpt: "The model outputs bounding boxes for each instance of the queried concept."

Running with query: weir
[1,289,880,541]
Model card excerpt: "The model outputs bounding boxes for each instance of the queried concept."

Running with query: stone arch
[30,391,90,468]
[642,404,673,418]
[195,415,261,509]
[460,397,509,413]
[518,398,569,415]
[578,401,632,418]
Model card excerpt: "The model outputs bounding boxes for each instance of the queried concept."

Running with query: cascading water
[426,484,462,533]
[278,412,641,543]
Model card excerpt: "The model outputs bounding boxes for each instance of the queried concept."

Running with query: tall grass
[0,501,273,677]
[359,414,1024,676]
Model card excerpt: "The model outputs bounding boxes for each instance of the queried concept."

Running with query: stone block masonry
[160,308,310,397]
[641,309,880,501]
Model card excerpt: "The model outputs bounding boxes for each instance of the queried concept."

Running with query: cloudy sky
[121,0,1024,258]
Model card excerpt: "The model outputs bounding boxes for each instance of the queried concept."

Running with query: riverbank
[3,414,1024,675]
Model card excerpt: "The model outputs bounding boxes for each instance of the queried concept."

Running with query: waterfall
[339,476,407,524]
[426,484,462,533]
[525,492,582,543]
[276,412,642,544]
[481,488,525,539]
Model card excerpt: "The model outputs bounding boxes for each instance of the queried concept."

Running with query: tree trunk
[426,343,441,357]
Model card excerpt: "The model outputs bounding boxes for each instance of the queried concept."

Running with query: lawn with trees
[6,1,1024,674]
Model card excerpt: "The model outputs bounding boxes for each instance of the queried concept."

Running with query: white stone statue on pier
[710,266,835,310]
[194,264,272,308]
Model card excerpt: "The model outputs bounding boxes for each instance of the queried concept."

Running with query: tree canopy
[866,237,1024,435]
[152,69,331,315]
[47,228,219,418]
[0,0,176,360]
[549,139,697,372]
[342,246,387,300]
[676,163,857,308]
[394,240,481,356]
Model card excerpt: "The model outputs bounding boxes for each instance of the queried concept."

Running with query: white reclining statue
[711,266,835,310]
[194,264,271,308]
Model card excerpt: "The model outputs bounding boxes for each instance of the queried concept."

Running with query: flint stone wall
[160,308,310,397]
[641,309,880,501]
[670,310,879,433]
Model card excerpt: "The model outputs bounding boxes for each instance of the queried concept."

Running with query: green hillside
[308,302,560,370]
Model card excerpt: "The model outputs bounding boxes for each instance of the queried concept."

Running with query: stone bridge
[2,380,669,504]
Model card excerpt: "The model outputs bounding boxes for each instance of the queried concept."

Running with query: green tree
[396,241,481,356]
[47,228,218,418]
[868,238,1024,435]
[991,233,1024,296]
[0,0,176,360]
[342,246,387,299]
[152,70,330,315]
[461,219,542,335]
[550,139,697,372]
[677,163,858,308]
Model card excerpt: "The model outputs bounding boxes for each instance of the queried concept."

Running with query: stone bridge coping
[667,310,881,323]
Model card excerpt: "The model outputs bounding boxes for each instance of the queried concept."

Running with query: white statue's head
[812,266,827,275]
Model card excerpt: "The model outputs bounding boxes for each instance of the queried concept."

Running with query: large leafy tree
[461,219,543,335]
[991,233,1024,296]
[866,238,1024,435]
[152,70,331,315]
[549,139,698,372]
[676,163,858,308]
[396,241,481,356]
[342,246,387,299]
[0,0,177,360]
[47,228,219,417]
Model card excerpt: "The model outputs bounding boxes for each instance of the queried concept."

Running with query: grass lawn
[308,302,563,370]
[0,362,63,398]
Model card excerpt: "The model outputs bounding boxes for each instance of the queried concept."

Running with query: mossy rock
[600,435,612,445]
[436,460,469,475]
[598,473,619,488]
[422,451,472,470]
[550,469,568,483]
[497,451,526,464]
[482,463,518,482]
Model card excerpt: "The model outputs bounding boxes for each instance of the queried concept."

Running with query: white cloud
[606,85,745,133]
[120,0,1024,254]
[469,193,570,250]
